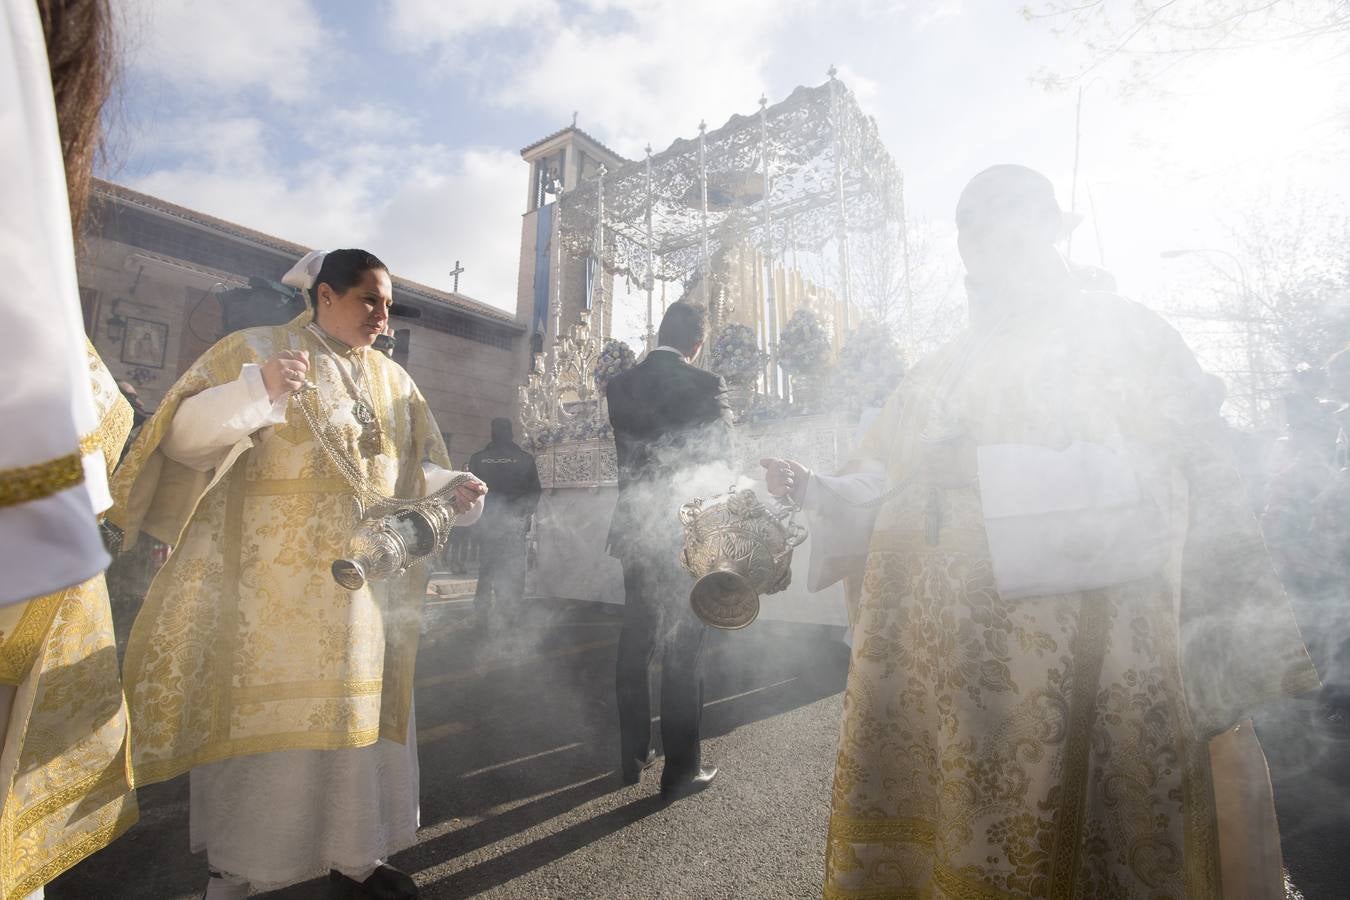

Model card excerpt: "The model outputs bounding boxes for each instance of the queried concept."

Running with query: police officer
[468,418,542,628]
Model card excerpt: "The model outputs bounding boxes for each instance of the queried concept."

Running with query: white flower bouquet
[710,324,765,379]
[593,339,637,392]
[777,309,831,375]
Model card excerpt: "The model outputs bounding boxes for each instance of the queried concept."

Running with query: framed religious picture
[121,316,168,369]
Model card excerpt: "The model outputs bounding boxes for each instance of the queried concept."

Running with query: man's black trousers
[615,558,708,783]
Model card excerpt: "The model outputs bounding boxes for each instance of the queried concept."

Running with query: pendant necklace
[305,323,382,450]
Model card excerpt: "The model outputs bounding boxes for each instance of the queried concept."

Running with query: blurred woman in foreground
[0,2,138,897]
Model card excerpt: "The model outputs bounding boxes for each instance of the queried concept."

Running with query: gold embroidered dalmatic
[824,293,1317,899]
[110,314,451,787]
[0,342,137,900]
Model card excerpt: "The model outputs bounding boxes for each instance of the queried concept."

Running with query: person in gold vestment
[765,165,1318,899]
[110,249,485,899]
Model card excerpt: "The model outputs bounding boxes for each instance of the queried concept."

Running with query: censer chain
[294,385,471,518]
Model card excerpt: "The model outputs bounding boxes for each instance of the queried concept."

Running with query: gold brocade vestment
[0,343,137,900]
[110,315,451,786]
[823,293,1317,899]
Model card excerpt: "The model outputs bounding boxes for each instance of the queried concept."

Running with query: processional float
[520,71,907,627]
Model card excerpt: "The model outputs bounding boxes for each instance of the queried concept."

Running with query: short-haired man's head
[490,417,513,443]
[657,302,708,357]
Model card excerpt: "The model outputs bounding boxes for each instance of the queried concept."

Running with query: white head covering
[282,249,327,307]
[0,0,112,603]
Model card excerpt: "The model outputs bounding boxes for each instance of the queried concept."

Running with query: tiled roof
[91,178,524,330]
[519,125,628,163]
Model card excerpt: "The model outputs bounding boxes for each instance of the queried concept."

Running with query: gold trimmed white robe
[0,344,137,899]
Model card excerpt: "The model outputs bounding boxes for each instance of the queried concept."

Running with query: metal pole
[552,198,563,367]
[759,95,778,399]
[595,162,607,339]
[644,145,656,350]
[828,66,853,335]
[1067,84,1083,262]
[698,120,710,306]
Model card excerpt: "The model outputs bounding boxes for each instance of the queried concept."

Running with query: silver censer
[679,487,807,629]
[332,498,457,590]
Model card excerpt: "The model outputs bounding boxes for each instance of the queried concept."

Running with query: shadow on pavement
[419,794,671,898]
[50,598,850,899]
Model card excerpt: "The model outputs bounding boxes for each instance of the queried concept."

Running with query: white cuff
[423,463,484,527]
[242,364,289,426]
[161,364,290,471]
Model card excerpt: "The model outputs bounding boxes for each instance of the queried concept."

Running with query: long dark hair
[36,0,114,238]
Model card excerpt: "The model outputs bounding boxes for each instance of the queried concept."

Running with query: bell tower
[516,122,626,374]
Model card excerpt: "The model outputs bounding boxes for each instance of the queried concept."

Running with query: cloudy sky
[106,0,1349,331]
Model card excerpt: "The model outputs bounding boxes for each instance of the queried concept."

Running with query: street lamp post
[1159,247,1264,425]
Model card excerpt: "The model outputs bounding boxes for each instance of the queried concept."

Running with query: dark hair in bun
[313,249,388,302]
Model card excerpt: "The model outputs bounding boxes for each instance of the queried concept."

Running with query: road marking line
[415,772,615,841]
[416,720,473,745]
[460,742,585,778]
[414,638,618,689]
[647,676,802,723]
[703,677,798,708]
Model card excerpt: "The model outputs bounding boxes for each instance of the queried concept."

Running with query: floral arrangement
[528,417,615,450]
[709,323,765,378]
[776,308,832,375]
[592,339,637,392]
[831,326,906,410]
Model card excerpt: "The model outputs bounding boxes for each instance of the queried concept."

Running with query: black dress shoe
[329,864,418,899]
[621,748,658,784]
[660,766,717,798]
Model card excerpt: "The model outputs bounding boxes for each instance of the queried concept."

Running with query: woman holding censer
[110,248,486,900]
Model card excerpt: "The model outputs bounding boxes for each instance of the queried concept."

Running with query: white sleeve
[803,461,885,592]
[0,1,119,604]
[423,462,484,526]
[161,364,289,472]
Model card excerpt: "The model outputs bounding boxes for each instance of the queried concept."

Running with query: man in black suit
[606,302,734,798]
[468,418,542,629]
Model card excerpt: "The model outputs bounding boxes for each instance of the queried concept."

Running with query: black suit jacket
[605,350,734,559]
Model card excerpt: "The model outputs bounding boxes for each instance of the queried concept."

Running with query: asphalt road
[50,595,851,899]
[48,592,1350,899]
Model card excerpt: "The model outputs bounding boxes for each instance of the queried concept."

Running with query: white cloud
[914,0,961,29]
[129,120,524,312]
[834,64,881,117]
[323,103,421,142]
[120,0,330,102]
[371,147,524,305]
[387,0,808,157]
[384,0,556,51]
